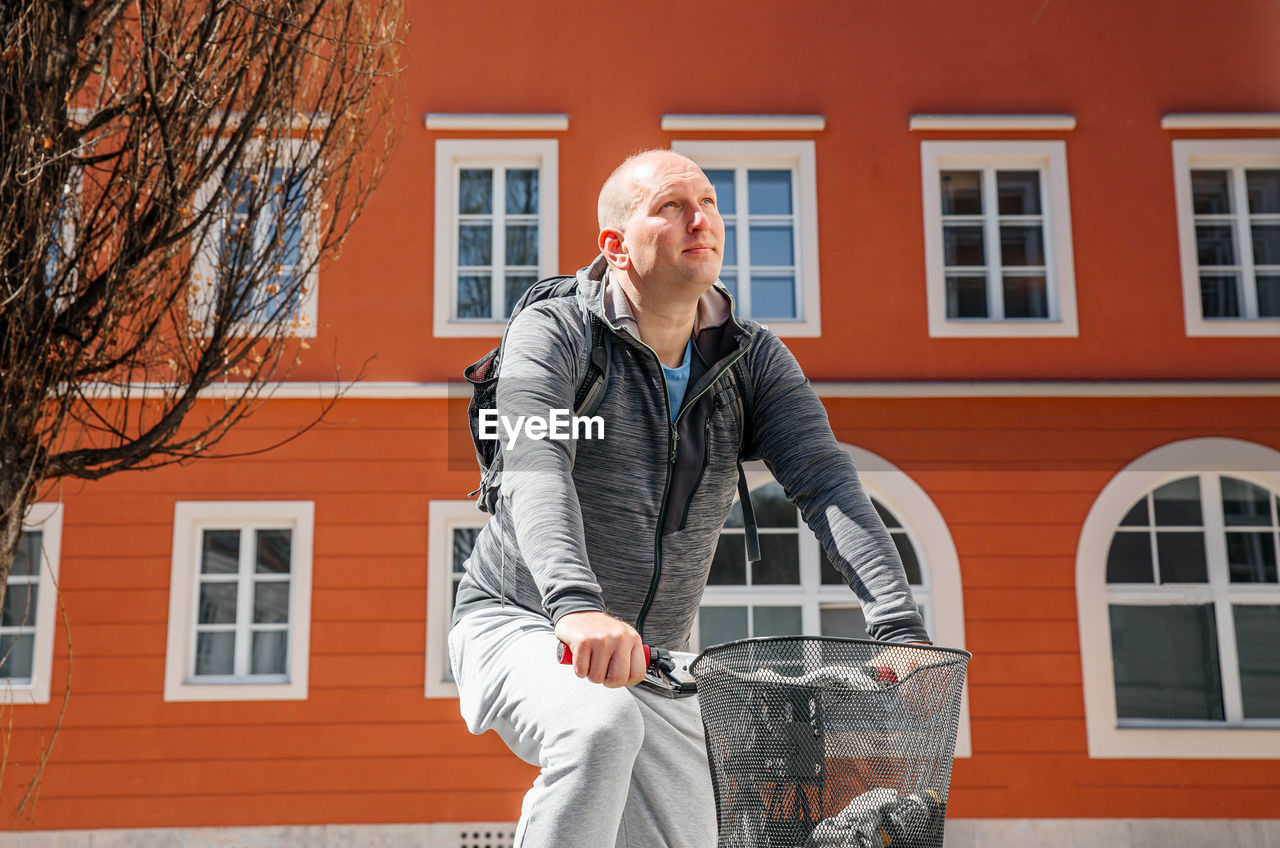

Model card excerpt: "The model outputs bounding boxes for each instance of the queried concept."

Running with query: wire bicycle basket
[691,637,970,848]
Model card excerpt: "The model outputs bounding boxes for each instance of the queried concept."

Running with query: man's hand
[554,611,647,688]
[869,641,935,682]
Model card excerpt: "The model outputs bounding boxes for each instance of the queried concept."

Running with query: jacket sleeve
[742,330,931,644]
[495,302,608,623]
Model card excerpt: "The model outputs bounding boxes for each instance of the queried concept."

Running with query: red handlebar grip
[557,643,652,666]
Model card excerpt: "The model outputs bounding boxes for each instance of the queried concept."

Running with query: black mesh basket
[690,637,970,848]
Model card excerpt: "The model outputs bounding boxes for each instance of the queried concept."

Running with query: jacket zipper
[632,339,752,640]
[591,274,754,641]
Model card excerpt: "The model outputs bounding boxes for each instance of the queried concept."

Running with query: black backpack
[462,273,761,563]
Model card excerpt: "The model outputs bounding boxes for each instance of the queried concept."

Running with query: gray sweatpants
[448,605,718,848]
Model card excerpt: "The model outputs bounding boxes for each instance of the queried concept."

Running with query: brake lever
[556,643,700,699]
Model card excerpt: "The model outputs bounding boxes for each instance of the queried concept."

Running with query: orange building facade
[3,1,1280,845]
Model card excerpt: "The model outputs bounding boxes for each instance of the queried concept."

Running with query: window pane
[13,531,41,577]
[253,581,290,624]
[256,529,291,574]
[1192,170,1232,215]
[872,499,901,529]
[1110,604,1224,720]
[1200,273,1241,318]
[706,169,735,215]
[1234,605,1280,718]
[1222,477,1273,526]
[453,527,480,572]
[1196,224,1236,266]
[946,274,988,318]
[1,583,37,628]
[1247,169,1280,215]
[1153,477,1202,526]
[1107,531,1154,583]
[892,534,923,585]
[458,223,492,267]
[747,170,792,215]
[1002,275,1049,319]
[1000,225,1045,267]
[1252,225,1280,266]
[752,482,797,528]
[820,606,868,639]
[720,271,737,300]
[723,223,737,266]
[754,606,802,637]
[0,633,35,680]
[505,223,539,267]
[752,534,800,585]
[819,545,844,585]
[749,225,794,266]
[505,274,537,317]
[456,273,491,319]
[1258,275,1280,318]
[201,530,240,574]
[943,226,985,266]
[250,630,288,675]
[1119,498,1149,527]
[1227,532,1278,584]
[458,169,492,214]
[996,170,1042,215]
[198,582,238,624]
[1156,532,1208,583]
[505,169,538,215]
[195,632,236,676]
[708,534,746,585]
[700,606,748,648]
[939,171,982,216]
[750,275,796,319]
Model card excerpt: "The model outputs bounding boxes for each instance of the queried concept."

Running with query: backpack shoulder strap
[572,300,612,417]
[725,359,761,563]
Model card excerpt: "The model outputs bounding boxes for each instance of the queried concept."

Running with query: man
[449,149,930,847]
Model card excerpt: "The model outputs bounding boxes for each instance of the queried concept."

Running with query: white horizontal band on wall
[661,114,826,132]
[909,114,1077,131]
[79,381,1280,401]
[424,113,569,131]
[1161,113,1280,130]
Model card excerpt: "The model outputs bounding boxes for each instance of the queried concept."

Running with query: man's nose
[688,204,709,231]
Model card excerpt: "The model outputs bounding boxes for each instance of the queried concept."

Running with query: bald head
[598,149,699,232]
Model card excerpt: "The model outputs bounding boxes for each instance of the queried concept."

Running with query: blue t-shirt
[660,337,695,422]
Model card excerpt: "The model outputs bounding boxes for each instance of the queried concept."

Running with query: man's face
[618,154,725,292]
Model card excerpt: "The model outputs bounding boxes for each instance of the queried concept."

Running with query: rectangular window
[673,141,822,336]
[1174,141,1280,335]
[426,501,488,697]
[1,504,62,705]
[921,141,1078,337]
[190,139,320,337]
[433,140,558,337]
[165,502,313,701]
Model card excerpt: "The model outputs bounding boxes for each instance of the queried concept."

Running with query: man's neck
[611,270,699,368]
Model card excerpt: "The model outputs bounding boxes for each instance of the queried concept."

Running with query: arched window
[695,480,932,649]
[1078,438,1280,758]
[697,445,971,755]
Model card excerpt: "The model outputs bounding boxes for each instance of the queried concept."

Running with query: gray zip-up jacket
[453,256,930,648]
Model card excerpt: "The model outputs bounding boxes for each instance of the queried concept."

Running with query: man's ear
[598,227,630,269]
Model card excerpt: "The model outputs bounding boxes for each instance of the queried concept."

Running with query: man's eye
[701,198,716,206]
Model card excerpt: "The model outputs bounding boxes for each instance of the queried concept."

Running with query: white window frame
[1077,437,1280,757]
[672,140,822,337]
[1173,140,1280,336]
[164,501,314,701]
[1,503,63,705]
[433,139,559,338]
[426,501,488,698]
[190,137,321,338]
[698,446,971,756]
[920,140,1079,337]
